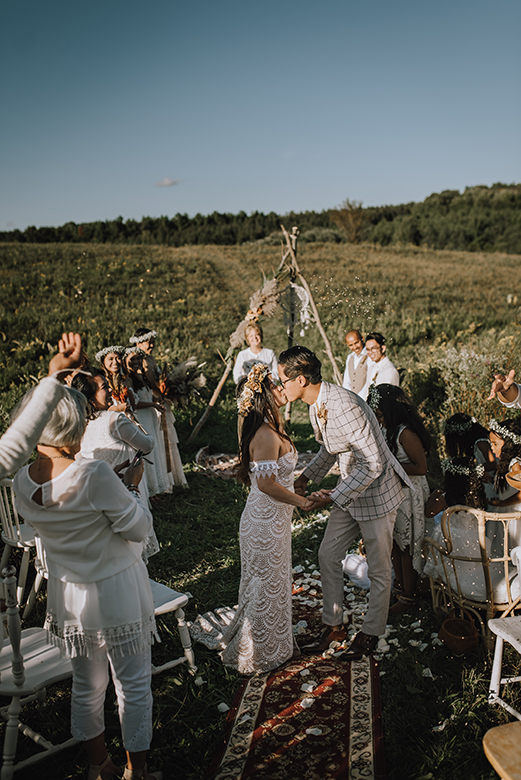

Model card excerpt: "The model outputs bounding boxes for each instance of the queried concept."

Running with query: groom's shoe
[301,625,347,655]
[335,631,378,661]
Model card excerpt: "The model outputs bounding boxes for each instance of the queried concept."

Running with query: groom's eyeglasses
[279,376,297,388]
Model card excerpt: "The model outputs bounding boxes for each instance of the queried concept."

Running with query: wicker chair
[423,505,521,647]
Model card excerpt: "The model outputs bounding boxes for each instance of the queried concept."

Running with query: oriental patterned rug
[205,654,385,780]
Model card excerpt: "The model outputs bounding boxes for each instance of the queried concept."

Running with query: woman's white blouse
[14,458,152,584]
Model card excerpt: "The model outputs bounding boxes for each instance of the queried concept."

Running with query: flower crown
[367,384,380,412]
[237,363,270,417]
[95,345,125,363]
[489,418,521,445]
[129,330,157,344]
[443,417,475,435]
[441,458,485,478]
[125,346,139,356]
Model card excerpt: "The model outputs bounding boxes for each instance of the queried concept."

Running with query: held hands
[48,332,82,378]
[488,370,516,400]
[303,489,333,512]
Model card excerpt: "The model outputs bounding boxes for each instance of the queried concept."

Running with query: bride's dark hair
[235,374,290,486]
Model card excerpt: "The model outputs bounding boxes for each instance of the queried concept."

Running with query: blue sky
[1,0,519,230]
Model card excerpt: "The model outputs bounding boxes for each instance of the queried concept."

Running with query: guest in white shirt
[233,323,278,384]
[362,332,400,400]
[342,330,368,396]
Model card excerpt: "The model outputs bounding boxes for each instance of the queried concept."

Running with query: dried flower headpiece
[129,330,157,344]
[489,419,521,445]
[441,458,485,478]
[443,417,475,435]
[95,345,125,363]
[367,384,381,412]
[237,363,270,417]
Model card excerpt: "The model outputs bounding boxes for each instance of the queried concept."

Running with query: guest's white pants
[319,505,397,637]
[70,649,153,752]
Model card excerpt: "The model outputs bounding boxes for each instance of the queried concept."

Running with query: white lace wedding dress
[220,449,298,675]
[189,448,297,675]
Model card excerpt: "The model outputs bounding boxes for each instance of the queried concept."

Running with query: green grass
[2,240,521,777]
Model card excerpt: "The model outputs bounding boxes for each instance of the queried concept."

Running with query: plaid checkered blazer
[301,382,412,521]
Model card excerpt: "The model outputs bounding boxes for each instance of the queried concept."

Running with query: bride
[221,364,311,675]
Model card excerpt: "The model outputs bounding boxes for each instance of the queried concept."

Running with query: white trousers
[319,505,397,637]
[70,648,153,752]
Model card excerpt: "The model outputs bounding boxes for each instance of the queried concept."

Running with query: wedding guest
[233,323,278,384]
[368,384,430,615]
[342,329,368,396]
[279,346,411,660]
[126,349,173,496]
[130,328,187,489]
[362,332,399,400]
[444,412,496,501]
[12,386,162,780]
[96,345,133,413]
[0,332,82,478]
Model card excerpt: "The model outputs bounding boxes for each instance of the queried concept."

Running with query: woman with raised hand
[220,364,311,675]
[0,332,82,477]
[12,386,161,780]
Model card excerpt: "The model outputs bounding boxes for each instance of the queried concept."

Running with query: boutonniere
[317,403,328,426]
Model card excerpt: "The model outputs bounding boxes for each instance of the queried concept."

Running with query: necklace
[37,454,75,461]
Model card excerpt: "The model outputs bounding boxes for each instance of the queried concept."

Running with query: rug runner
[205,653,384,780]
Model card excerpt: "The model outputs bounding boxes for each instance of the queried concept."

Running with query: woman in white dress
[129,329,188,489]
[126,349,174,497]
[221,364,311,675]
[368,383,430,615]
[12,386,161,780]
[232,322,278,384]
[72,369,159,563]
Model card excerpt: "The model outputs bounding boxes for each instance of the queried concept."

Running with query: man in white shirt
[342,330,368,396]
[362,331,400,400]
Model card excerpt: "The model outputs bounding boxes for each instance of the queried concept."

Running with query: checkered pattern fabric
[302,382,412,520]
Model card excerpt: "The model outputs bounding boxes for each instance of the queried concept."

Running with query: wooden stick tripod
[188,225,342,442]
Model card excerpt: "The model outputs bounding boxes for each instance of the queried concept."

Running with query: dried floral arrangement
[159,357,207,408]
[225,277,280,361]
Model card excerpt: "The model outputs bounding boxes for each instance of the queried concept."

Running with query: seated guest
[342,329,368,396]
[233,323,278,384]
[444,413,497,502]
[362,332,399,399]
[12,386,162,780]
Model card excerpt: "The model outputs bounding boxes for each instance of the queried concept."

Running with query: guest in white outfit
[342,329,368,397]
[279,346,411,661]
[12,386,161,780]
[362,332,400,400]
[233,323,278,384]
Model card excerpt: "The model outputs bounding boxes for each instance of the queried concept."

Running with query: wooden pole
[280,225,343,385]
[187,360,233,443]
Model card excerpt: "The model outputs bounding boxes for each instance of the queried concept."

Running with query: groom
[278,345,411,660]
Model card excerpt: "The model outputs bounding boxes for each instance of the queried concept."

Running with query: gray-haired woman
[12,386,161,780]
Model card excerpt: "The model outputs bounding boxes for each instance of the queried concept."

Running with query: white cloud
[154,177,181,187]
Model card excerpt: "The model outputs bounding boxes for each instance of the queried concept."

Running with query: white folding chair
[488,616,521,720]
[0,565,78,779]
[150,579,197,675]
[0,479,36,609]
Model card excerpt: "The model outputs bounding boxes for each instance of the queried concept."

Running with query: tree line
[1,183,519,254]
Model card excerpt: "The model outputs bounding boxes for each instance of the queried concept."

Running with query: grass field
[1,240,521,778]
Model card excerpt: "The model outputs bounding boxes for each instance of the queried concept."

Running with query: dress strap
[250,460,279,478]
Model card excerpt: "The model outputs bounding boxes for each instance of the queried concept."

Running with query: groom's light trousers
[319,505,397,637]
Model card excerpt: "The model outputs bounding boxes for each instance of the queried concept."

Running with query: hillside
[1,182,520,254]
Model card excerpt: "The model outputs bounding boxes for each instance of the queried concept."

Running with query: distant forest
[2,183,520,254]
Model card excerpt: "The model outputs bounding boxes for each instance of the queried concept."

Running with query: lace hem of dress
[250,460,278,478]
[125,700,153,752]
[44,612,159,660]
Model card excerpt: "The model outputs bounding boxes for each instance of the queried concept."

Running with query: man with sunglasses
[278,345,411,661]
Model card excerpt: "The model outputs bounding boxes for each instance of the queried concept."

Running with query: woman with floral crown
[219,364,312,675]
[96,345,134,414]
[129,328,187,489]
